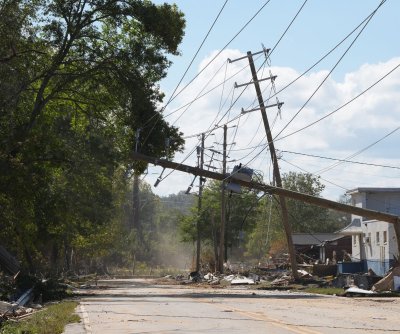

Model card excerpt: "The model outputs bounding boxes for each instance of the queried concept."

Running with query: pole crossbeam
[234,75,276,88]
[241,102,284,114]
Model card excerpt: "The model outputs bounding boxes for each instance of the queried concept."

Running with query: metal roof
[336,218,362,235]
[292,233,339,245]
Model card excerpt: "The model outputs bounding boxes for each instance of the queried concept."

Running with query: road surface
[64,278,400,334]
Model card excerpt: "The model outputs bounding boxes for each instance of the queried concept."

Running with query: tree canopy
[0,0,186,274]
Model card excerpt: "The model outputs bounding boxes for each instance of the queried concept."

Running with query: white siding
[349,189,400,262]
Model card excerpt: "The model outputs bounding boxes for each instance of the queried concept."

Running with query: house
[338,188,400,276]
[292,233,351,264]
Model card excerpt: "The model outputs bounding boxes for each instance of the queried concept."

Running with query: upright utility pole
[132,128,141,233]
[246,50,299,280]
[219,125,227,273]
[132,174,140,232]
[196,133,205,272]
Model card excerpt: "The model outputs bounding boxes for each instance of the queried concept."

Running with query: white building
[339,188,400,276]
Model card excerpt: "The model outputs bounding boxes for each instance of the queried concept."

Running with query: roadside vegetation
[0,301,79,334]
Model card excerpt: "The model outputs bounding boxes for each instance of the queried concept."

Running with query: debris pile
[159,264,400,297]
[161,266,323,289]
[0,273,73,324]
[0,286,42,322]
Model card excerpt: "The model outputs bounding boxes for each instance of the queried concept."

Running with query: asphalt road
[63,278,400,334]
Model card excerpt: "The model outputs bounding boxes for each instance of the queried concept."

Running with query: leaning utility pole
[219,125,227,273]
[231,49,299,280]
[196,133,205,272]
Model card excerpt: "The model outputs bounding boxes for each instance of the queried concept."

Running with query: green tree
[0,0,186,274]
[282,172,332,233]
[246,172,349,263]
[179,180,261,268]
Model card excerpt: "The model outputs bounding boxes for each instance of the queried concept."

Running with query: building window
[383,231,388,244]
[376,232,380,245]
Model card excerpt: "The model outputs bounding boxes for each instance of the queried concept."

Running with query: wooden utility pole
[243,50,299,280]
[219,125,227,273]
[132,152,400,225]
[196,133,205,272]
[132,128,141,233]
[132,152,400,257]
[132,174,140,232]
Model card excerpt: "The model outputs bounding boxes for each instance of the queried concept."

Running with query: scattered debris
[297,270,312,279]
[227,275,255,285]
[344,287,376,296]
[151,263,400,296]
[372,266,400,292]
[312,264,338,277]
[0,301,12,314]
[0,273,76,324]
[1,288,39,322]
[333,273,381,290]
[188,271,202,282]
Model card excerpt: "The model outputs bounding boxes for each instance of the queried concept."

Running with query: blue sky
[146,0,400,201]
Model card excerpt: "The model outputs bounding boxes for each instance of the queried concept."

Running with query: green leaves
[0,0,186,273]
[282,172,334,233]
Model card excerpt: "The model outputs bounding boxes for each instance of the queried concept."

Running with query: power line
[169,2,375,142]
[166,0,272,107]
[163,58,252,120]
[141,1,272,151]
[164,0,229,110]
[181,0,310,151]
[280,156,400,213]
[222,0,309,158]
[261,1,388,109]
[236,0,400,177]
[280,158,350,192]
[273,0,387,141]
[150,1,271,124]
[269,0,308,57]
[148,1,390,188]
[171,59,228,126]
[162,0,383,146]
[315,126,400,175]
[276,61,400,142]
[224,58,400,162]
[281,150,400,171]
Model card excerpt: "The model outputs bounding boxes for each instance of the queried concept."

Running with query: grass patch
[0,301,80,334]
[300,287,344,295]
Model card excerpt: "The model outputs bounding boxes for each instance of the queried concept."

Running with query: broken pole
[131,151,400,257]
